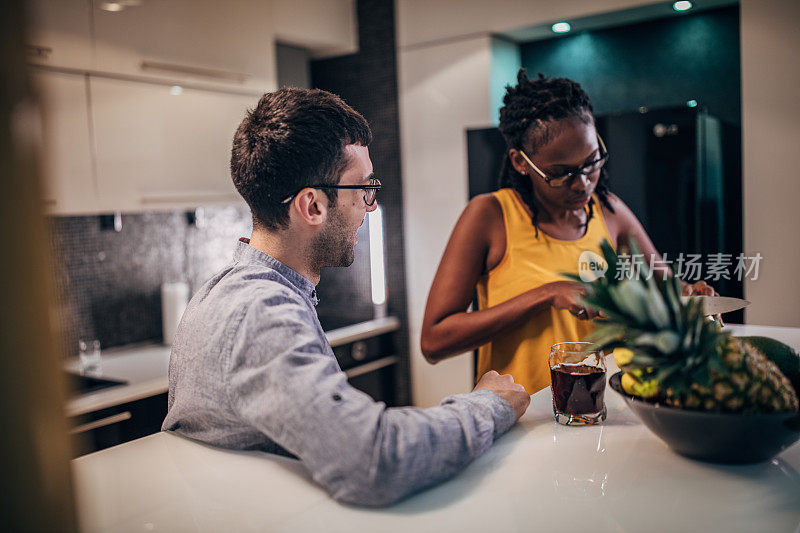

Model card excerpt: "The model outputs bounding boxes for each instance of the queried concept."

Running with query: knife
[680,295,751,316]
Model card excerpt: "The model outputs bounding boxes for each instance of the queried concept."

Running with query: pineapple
[570,239,798,414]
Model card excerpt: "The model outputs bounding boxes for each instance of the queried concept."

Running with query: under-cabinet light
[368,204,386,307]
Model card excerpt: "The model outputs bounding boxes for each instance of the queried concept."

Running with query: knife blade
[680,295,751,315]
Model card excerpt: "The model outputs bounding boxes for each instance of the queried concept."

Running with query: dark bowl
[609,372,800,464]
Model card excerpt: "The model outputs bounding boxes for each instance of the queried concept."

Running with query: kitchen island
[71,324,800,532]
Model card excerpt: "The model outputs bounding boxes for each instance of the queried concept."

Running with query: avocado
[737,336,800,392]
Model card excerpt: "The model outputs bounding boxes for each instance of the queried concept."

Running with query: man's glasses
[518,134,609,188]
[280,177,382,206]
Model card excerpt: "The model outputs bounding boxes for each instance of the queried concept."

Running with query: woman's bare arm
[420,195,580,363]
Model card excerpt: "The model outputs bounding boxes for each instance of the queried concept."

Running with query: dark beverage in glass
[549,343,607,425]
[551,363,606,414]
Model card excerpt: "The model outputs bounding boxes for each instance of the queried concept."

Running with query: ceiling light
[170,85,183,96]
[100,2,125,11]
[551,22,571,34]
[673,1,693,12]
[686,99,698,107]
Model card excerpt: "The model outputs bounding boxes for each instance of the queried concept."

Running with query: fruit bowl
[609,372,800,464]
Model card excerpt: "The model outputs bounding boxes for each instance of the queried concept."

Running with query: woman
[421,70,715,394]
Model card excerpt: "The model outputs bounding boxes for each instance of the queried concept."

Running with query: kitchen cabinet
[25,0,94,70]
[334,331,400,406]
[26,0,359,215]
[90,76,252,212]
[272,0,358,58]
[31,69,97,215]
[69,393,168,458]
[92,0,277,92]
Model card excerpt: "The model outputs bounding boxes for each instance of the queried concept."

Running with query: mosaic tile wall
[49,206,249,354]
[49,204,382,355]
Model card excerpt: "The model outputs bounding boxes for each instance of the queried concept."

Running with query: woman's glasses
[281,177,382,206]
[519,135,609,188]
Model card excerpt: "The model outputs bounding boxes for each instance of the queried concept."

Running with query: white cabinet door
[90,76,254,212]
[92,0,276,92]
[31,69,97,215]
[273,0,357,58]
[26,0,94,70]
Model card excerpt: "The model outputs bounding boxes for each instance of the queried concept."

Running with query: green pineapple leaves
[574,237,728,396]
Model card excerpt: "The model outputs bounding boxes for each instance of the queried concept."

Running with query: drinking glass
[549,342,607,425]
[78,339,102,375]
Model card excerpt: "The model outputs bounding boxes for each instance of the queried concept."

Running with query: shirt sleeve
[225,290,517,507]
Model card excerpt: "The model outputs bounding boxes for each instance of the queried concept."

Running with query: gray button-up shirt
[163,239,516,507]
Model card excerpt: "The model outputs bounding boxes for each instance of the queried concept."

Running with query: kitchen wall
[311,0,411,405]
[741,0,800,327]
[520,6,740,125]
[398,35,495,407]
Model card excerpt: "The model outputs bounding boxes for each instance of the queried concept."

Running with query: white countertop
[64,344,171,417]
[64,316,401,417]
[71,324,800,532]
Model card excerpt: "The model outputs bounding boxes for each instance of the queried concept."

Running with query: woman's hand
[681,280,723,325]
[681,280,719,296]
[546,281,601,320]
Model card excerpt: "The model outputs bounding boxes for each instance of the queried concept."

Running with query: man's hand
[474,371,530,420]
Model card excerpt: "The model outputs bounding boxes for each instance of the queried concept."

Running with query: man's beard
[310,206,356,269]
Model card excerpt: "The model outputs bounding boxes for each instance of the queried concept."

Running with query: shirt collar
[234,238,319,306]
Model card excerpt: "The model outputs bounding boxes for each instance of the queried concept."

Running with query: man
[162,87,530,507]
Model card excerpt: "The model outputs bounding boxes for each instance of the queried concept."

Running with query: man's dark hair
[498,69,613,237]
[231,87,372,230]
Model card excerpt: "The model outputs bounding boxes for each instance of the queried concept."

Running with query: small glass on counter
[78,339,102,375]
[549,342,607,425]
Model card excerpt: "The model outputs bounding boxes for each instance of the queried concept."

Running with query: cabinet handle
[345,355,399,379]
[70,411,132,434]
[140,61,249,84]
[26,45,52,59]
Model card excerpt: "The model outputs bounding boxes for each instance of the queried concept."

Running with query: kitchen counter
[71,324,800,532]
[64,316,400,416]
[64,344,171,417]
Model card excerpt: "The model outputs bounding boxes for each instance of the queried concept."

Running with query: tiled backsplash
[49,206,250,354]
[49,205,377,355]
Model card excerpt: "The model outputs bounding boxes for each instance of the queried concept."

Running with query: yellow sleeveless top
[476,188,615,394]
